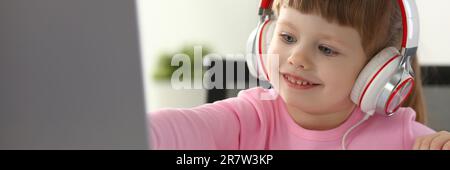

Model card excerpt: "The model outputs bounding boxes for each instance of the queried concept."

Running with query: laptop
[0,0,149,149]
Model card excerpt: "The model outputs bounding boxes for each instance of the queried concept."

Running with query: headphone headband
[259,0,274,17]
[259,0,273,9]
[399,0,420,50]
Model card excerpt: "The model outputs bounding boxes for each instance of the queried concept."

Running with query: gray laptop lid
[0,0,148,149]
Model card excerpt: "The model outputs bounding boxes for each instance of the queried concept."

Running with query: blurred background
[137,0,259,110]
[137,0,450,131]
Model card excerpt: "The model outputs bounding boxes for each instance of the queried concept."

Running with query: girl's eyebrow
[319,33,346,45]
[277,20,352,50]
[317,33,351,49]
[276,21,298,30]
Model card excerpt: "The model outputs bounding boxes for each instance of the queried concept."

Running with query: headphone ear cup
[259,20,276,55]
[351,47,402,115]
[246,27,260,79]
[246,19,276,81]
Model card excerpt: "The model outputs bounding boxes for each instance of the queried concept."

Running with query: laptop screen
[0,0,149,149]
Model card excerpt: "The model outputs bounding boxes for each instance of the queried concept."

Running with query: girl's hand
[413,131,450,150]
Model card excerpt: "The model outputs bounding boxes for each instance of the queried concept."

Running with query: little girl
[149,0,450,150]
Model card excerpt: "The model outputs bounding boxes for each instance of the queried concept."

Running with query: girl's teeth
[285,75,314,86]
[286,76,312,86]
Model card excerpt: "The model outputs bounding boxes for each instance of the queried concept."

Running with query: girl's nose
[287,49,311,70]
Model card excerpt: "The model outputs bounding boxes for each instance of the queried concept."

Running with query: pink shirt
[149,87,435,150]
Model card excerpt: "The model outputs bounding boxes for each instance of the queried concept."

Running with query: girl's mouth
[282,73,321,90]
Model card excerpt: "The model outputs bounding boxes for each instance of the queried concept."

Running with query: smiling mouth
[282,73,321,89]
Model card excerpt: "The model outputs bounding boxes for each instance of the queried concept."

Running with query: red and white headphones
[246,0,420,117]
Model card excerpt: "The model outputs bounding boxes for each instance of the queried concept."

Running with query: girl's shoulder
[369,107,434,133]
[396,107,436,135]
[363,107,436,149]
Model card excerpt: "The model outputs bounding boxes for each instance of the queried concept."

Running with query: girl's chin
[280,93,315,105]
[279,92,322,107]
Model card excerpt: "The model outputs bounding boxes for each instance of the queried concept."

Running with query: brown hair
[272,0,428,123]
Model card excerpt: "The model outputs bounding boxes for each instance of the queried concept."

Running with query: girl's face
[268,7,367,115]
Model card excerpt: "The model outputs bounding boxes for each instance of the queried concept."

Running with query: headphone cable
[341,112,371,150]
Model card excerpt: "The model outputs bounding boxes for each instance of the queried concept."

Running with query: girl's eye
[279,32,297,44]
[318,45,338,57]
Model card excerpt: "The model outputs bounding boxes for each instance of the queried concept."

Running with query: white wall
[417,0,450,65]
[137,0,450,111]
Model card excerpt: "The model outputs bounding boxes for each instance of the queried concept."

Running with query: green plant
[153,44,212,81]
